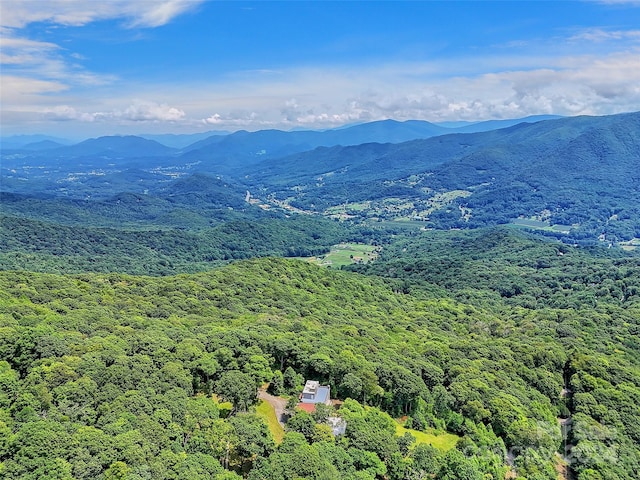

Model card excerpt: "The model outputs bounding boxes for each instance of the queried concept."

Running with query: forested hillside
[2,113,639,480]
[1,244,639,479]
[348,228,640,310]
[3,113,639,243]
[243,112,640,242]
[5,0,640,478]
[0,215,365,275]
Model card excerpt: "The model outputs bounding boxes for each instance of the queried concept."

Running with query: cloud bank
[2,1,640,135]
[42,101,186,123]
[192,48,640,130]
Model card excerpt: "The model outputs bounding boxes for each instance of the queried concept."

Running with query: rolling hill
[242,112,640,242]
[2,113,640,480]
[180,119,450,172]
[2,112,639,243]
[1,245,639,479]
[49,135,177,158]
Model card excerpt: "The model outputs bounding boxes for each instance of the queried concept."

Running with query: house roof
[297,403,316,413]
[302,380,319,395]
[299,385,330,404]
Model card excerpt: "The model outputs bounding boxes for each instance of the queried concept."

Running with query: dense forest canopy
[1,113,640,479]
[1,231,639,479]
[0,214,371,275]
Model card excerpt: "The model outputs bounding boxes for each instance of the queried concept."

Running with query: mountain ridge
[241,111,640,241]
[2,111,639,243]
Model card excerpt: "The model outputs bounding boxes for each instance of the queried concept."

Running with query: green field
[325,201,371,214]
[300,243,379,268]
[513,218,549,228]
[620,238,639,251]
[511,218,573,234]
[256,400,285,444]
[395,423,460,451]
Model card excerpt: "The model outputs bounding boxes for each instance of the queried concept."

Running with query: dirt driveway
[258,389,289,427]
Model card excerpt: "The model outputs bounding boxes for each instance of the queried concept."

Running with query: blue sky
[2,1,640,138]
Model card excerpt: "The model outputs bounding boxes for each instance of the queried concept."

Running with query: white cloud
[203,114,224,125]
[0,1,203,28]
[202,112,274,128]
[39,101,186,124]
[0,32,110,86]
[183,48,640,131]
[127,1,202,28]
[7,46,640,135]
[2,1,640,135]
[0,1,200,133]
[569,28,640,42]
[1,75,68,109]
[0,36,59,54]
[0,1,203,78]
[42,105,97,122]
[0,33,117,108]
[278,97,373,127]
[122,101,185,122]
[382,53,640,121]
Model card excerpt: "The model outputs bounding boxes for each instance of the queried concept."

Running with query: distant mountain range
[435,114,563,132]
[2,112,639,243]
[0,134,73,150]
[1,115,563,151]
[1,115,565,163]
[241,112,640,242]
[241,114,623,186]
[139,130,230,148]
[49,135,177,158]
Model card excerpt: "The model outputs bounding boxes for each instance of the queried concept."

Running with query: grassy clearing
[511,218,573,234]
[256,400,285,444]
[550,224,572,233]
[395,423,459,452]
[512,218,549,228]
[620,238,640,251]
[299,243,380,268]
[325,202,371,214]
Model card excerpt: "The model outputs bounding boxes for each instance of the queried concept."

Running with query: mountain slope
[140,130,230,148]
[1,253,638,479]
[244,112,640,241]
[17,140,66,151]
[51,135,177,158]
[2,113,638,242]
[180,119,449,171]
[0,213,356,274]
[180,116,562,170]
[451,114,564,133]
[0,134,72,149]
